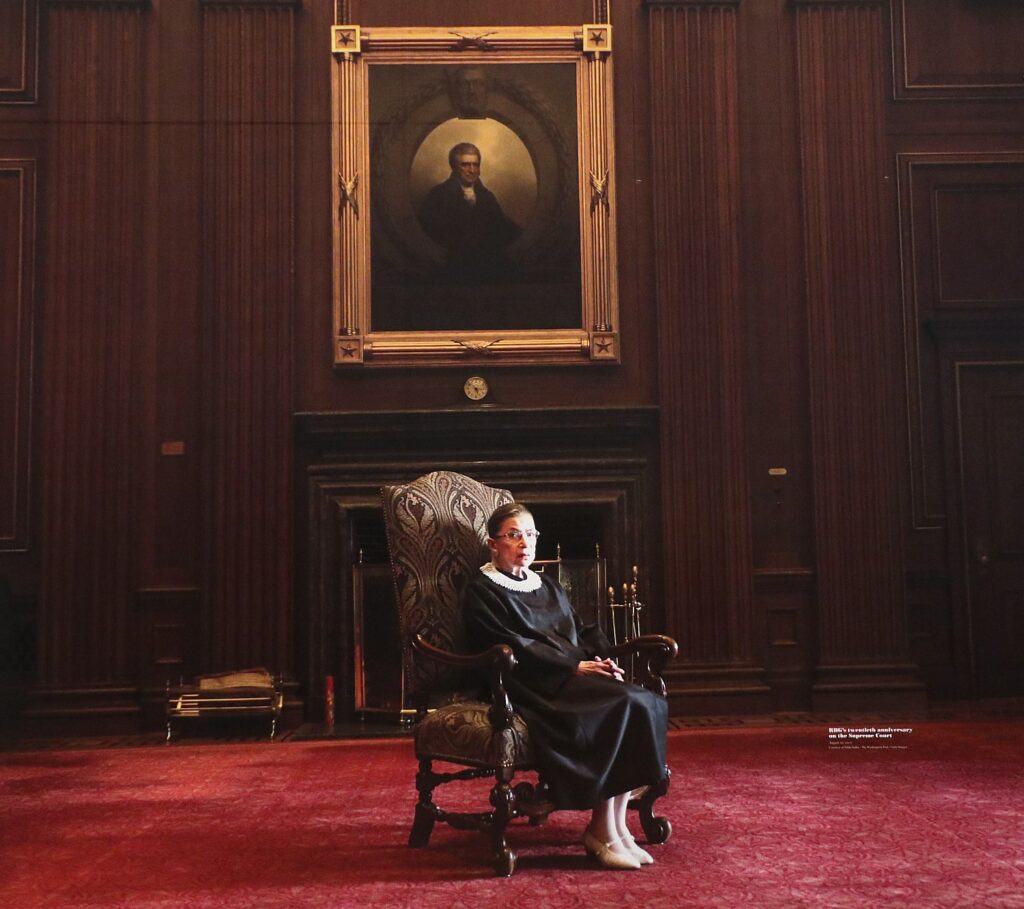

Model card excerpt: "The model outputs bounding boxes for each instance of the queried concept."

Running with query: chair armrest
[411,634,518,731]
[411,634,515,672]
[606,634,678,696]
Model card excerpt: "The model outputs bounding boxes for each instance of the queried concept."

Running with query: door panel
[960,365,1024,696]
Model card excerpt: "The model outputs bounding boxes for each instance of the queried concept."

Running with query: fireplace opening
[348,499,632,721]
[297,406,659,724]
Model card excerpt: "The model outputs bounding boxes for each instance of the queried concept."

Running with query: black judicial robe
[463,570,668,810]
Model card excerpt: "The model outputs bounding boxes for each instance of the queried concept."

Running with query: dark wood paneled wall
[0,158,35,555]
[1,0,1021,732]
[647,1,765,712]
[33,4,147,728]
[792,0,921,708]
[199,1,295,675]
[892,0,1024,101]
[889,0,1024,696]
[0,0,39,582]
[0,1,39,104]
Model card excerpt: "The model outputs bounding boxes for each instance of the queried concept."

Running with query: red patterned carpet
[2,721,1023,908]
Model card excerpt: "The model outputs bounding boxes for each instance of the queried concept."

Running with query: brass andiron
[608,565,643,681]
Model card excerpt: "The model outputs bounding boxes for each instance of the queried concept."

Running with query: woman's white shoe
[582,831,642,870]
[621,831,654,865]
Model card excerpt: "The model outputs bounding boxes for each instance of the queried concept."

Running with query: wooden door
[959,364,1024,696]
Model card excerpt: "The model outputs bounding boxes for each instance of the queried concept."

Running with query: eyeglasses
[492,529,540,542]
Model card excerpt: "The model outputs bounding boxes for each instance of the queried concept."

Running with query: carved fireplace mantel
[294,406,661,722]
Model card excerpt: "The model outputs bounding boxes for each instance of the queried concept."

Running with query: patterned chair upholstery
[382,470,676,877]
[383,470,513,715]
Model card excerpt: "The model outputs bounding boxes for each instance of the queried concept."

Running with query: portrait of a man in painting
[369,63,582,332]
[416,142,523,286]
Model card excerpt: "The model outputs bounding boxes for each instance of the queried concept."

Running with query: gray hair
[448,142,482,169]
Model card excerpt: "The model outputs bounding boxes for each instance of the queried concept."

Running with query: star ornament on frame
[582,24,612,56]
[332,26,362,56]
[337,338,363,361]
[591,333,617,360]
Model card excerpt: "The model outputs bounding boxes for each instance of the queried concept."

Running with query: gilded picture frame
[330,25,619,366]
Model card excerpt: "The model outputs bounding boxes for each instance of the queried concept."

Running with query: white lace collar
[480,562,543,593]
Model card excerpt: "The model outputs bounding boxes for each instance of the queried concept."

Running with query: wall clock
[463,375,490,401]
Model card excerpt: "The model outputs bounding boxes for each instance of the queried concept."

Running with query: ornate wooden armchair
[382,470,677,876]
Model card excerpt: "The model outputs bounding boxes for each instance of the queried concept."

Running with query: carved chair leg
[489,767,518,877]
[632,766,673,845]
[514,778,551,826]
[409,757,438,848]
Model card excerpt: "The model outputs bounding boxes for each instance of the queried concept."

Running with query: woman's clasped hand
[576,657,624,681]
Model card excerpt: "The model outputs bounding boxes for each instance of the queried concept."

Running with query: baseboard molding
[20,685,142,737]
[665,663,773,716]
[812,663,927,713]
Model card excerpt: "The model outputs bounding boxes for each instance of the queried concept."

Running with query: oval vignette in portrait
[410,118,538,231]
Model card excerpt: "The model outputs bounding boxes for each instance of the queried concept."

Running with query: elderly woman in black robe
[462,502,668,871]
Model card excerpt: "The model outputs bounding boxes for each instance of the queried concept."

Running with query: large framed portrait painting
[331,25,619,366]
